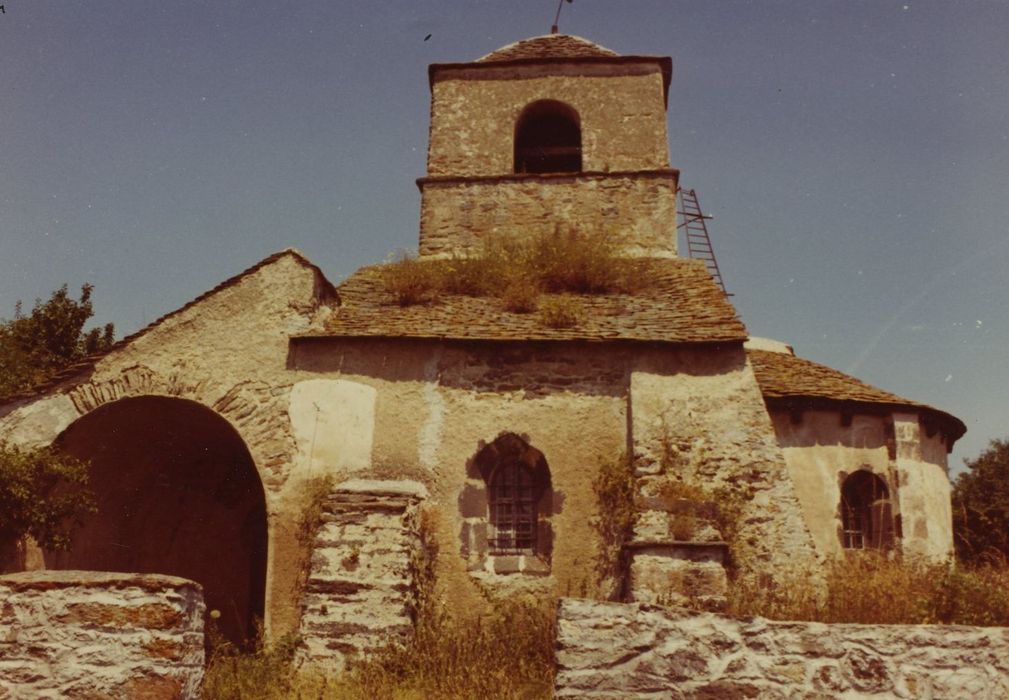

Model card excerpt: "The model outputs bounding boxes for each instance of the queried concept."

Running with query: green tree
[0,284,114,397]
[0,442,96,552]
[952,438,1009,563]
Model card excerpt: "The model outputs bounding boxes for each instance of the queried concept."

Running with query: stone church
[0,34,964,650]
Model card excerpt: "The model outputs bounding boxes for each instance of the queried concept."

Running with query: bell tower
[418,34,678,258]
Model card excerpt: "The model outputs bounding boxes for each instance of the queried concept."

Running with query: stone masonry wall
[427,67,670,176]
[555,598,1009,699]
[0,571,204,699]
[418,172,678,258]
[298,480,427,670]
[630,346,821,580]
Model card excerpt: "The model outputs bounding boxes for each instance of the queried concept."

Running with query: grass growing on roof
[380,228,649,310]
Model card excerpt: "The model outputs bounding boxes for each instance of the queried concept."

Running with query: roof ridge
[477,34,619,63]
[0,249,335,405]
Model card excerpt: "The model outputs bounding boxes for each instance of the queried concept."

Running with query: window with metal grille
[488,460,536,553]
[514,100,582,174]
[840,471,895,550]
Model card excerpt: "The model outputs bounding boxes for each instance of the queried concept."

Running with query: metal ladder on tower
[677,188,730,296]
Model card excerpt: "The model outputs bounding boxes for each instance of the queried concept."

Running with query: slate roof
[305,257,747,344]
[477,34,618,63]
[748,349,966,441]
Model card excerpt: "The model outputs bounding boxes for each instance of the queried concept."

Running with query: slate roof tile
[310,257,747,344]
[748,348,965,440]
[477,34,618,63]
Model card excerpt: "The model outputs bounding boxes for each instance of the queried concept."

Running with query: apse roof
[302,257,746,345]
[477,34,619,63]
[747,348,966,442]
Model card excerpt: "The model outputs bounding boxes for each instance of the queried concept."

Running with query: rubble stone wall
[0,571,204,700]
[555,598,1009,699]
[630,346,820,578]
[427,67,670,176]
[418,171,678,258]
[298,480,427,671]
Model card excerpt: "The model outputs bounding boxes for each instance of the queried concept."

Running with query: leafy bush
[952,438,1009,563]
[0,442,96,552]
[0,284,115,396]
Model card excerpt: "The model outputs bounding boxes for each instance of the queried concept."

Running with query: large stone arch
[49,394,269,645]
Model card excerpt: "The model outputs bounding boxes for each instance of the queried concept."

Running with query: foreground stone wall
[556,598,1009,699]
[298,480,427,670]
[0,571,204,699]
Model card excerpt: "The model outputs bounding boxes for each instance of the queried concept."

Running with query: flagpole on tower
[551,0,573,34]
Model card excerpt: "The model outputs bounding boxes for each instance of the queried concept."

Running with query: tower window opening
[840,470,895,550]
[514,100,582,174]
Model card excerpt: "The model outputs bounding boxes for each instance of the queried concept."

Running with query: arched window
[489,460,536,553]
[840,471,895,550]
[514,100,582,174]
[472,433,552,560]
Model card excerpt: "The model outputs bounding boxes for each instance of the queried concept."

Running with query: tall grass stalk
[729,553,1009,626]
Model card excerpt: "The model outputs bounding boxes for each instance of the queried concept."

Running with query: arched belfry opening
[50,396,268,645]
[840,470,895,551]
[514,100,582,174]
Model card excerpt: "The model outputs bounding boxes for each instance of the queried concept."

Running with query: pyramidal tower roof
[476,34,619,63]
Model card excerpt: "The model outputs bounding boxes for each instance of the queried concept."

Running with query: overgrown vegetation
[204,507,556,700]
[0,442,96,552]
[0,284,115,397]
[952,438,1009,564]
[729,553,1009,626]
[380,228,649,313]
[590,453,636,599]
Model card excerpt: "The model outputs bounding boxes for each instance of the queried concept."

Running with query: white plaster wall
[771,410,891,558]
[893,413,954,559]
[288,379,377,483]
[769,408,953,560]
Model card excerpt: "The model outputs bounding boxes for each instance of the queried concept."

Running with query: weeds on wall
[590,453,636,599]
[380,228,650,322]
[291,475,336,611]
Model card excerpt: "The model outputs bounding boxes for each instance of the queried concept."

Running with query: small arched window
[514,100,582,174]
[489,460,536,553]
[840,471,895,550]
[473,432,552,559]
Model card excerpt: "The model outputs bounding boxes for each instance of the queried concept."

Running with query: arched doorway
[50,396,268,645]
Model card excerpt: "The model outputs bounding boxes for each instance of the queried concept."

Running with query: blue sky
[2,1,1007,472]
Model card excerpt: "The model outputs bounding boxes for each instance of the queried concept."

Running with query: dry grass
[536,296,586,329]
[202,596,556,700]
[729,553,1009,626]
[380,228,647,312]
